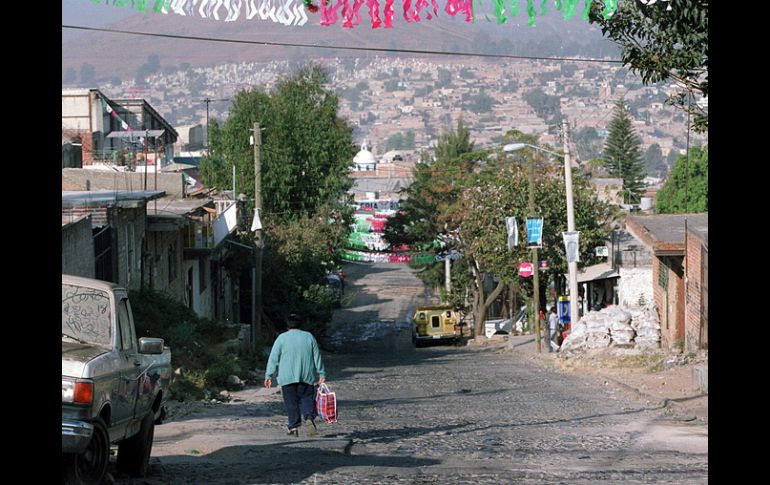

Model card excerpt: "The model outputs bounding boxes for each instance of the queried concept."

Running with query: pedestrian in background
[264,314,327,437]
[548,307,561,352]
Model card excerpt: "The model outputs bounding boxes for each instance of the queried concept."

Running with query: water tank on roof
[640,197,652,211]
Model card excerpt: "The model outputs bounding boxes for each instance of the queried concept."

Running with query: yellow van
[412,305,459,347]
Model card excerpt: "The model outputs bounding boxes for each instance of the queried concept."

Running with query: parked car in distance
[484,305,528,338]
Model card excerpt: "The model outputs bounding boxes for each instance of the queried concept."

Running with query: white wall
[618,267,653,308]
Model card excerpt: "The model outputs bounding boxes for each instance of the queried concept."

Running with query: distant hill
[62,6,619,83]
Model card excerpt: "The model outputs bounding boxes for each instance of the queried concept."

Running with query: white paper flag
[251,209,262,231]
[506,217,518,250]
[563,231,580,263]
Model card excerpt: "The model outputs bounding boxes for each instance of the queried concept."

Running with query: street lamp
[503,121,580,341]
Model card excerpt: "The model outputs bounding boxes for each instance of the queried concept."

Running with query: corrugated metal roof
[572,262,619,283]
[107,130,165,139]
[62,190,165,208]
[627,213,708,246]
[147,197,213,216]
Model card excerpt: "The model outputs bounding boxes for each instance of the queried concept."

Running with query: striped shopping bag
[315,383,337,423]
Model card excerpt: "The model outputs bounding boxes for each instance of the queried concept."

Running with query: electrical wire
[62,24,624,65]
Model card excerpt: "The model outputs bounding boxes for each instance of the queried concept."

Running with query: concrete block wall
[62,169,185,199]
[62,216,95,279]
[146,229,185,302]
[111,206,147,291]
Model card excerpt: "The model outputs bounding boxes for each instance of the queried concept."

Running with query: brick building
[685,224,708,352]
[626,213,708,350]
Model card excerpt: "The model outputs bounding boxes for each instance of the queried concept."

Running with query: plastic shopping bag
[315,383,337,423]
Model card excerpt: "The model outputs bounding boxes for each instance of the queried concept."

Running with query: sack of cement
[611,331,635,345]
[610,319,635,331]
[586,316,610,333]
[603,306,632,324]
[586,333,611,349]
[560,322,588,352]
[635,337,660,349]
[635,327,660,339]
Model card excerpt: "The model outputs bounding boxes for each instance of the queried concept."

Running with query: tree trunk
[473,276,506,338]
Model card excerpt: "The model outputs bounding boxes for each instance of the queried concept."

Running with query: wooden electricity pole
[252,122,263,352]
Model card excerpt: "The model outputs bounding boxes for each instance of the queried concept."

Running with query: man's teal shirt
[265,329,326,386]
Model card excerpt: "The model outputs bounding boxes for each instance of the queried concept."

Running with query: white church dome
[353,141,376,171]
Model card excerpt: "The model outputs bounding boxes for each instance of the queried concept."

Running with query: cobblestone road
[130,263,707,484]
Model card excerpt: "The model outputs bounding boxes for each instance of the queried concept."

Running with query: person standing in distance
[548,306,561,352]
[264,314,327,437]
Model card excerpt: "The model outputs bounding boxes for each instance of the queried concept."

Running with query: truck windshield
[62,284,112,347]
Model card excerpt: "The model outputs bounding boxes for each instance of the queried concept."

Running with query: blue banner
[526,217,544,248]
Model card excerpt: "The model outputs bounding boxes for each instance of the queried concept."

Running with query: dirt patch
[552,347,708,422]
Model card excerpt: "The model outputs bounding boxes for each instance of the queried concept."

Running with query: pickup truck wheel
[117,413,155,477]
[63,417,109,485]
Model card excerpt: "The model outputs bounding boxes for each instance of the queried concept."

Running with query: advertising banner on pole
[526,217,544,248]
[563,231,580,263]
[506,217,518,250]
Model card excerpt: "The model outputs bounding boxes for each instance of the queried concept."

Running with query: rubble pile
[630,306,662,349]
[585,310,612,349]
[559,305,661,353]
[607,307,635,346]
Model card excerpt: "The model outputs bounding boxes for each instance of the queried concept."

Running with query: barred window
[658,258,669,288]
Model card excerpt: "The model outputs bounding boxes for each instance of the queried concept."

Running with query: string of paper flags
[89,0,618,28]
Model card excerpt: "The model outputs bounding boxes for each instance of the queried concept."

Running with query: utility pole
[563,120,580,328]
[251,122,263,353]
[204,98,210,151]
[445,258,451,295]
[528,157,541,353]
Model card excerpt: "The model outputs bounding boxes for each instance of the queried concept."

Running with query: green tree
[79,63,95,84]
[200,65,354,217]
[655,146,708,213]
[522,88,563,125]
[589,0,708,131]
[63,67,76,84]
[386,133,407,151]
[644,143,666,178]
[199,66,356,338]
[383,119,480,290]
[602,99,645,203]
[465,90,496,114]
[457,154,612,336]
[436,68,452,89]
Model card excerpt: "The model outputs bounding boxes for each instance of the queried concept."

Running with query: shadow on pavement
[150,441,440,484]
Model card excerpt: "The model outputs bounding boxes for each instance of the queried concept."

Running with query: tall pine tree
[602,99,645,203]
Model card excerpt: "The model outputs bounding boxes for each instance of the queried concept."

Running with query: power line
[62,24,624,65]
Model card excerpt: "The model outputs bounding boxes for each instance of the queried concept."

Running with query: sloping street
[123,263,707,484]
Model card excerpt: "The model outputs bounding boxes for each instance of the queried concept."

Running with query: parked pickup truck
[62,275,171,485]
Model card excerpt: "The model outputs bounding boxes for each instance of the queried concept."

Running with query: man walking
[548,306,561,352]
[264,314,327,437]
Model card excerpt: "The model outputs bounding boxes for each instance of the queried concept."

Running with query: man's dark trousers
[282,382,316,430]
